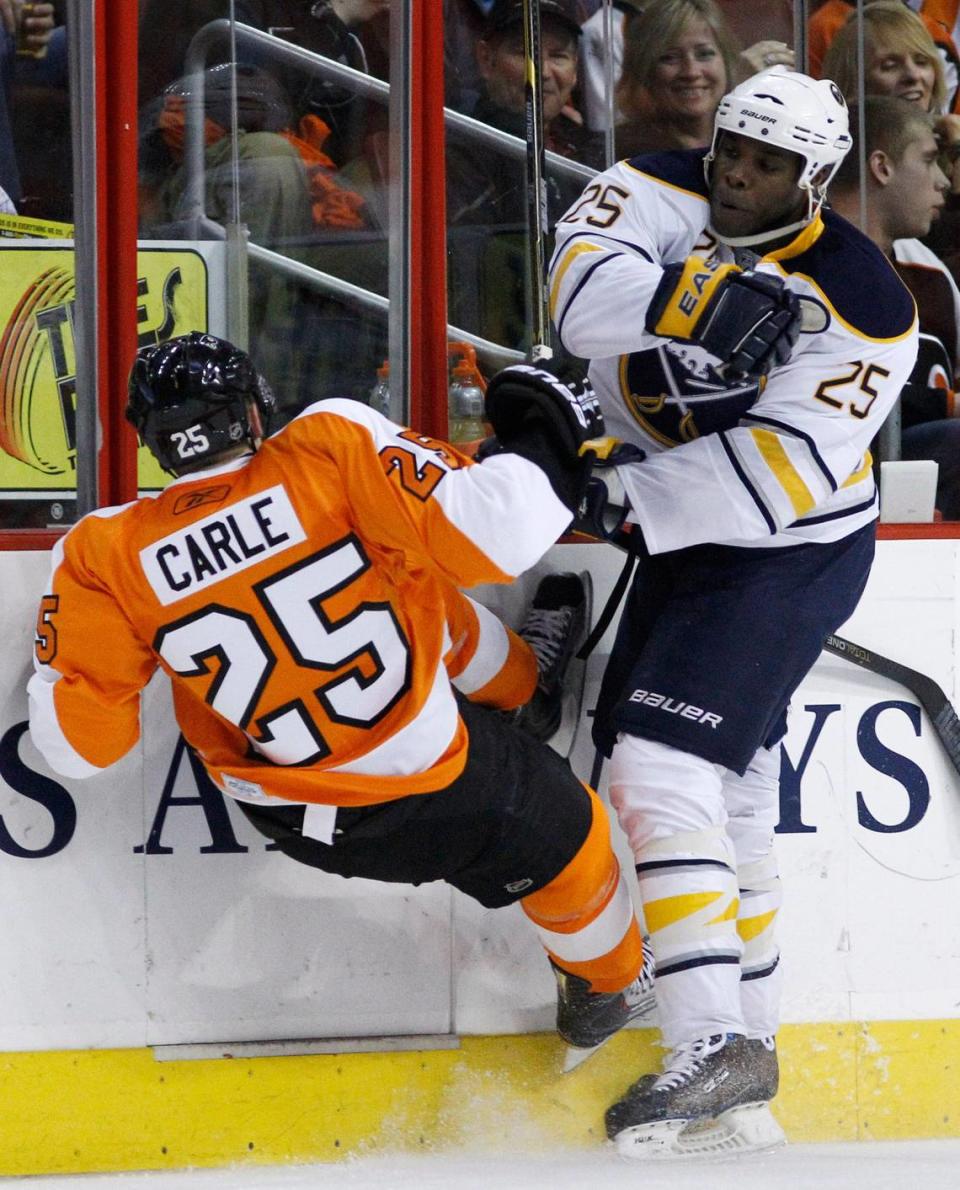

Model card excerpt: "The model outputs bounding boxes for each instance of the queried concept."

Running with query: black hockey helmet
[126,333,276,475]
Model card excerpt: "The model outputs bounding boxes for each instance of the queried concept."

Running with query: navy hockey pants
[593,522,876,774]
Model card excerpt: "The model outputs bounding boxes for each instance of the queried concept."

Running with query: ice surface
[11,1140,960,1190]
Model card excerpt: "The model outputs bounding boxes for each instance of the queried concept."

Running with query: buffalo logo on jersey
[618,348,762,447]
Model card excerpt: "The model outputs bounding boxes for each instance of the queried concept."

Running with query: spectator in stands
[138,63,315,242]
[0,0,62,210]
[824,4,960,288]
[828,95,960,519]
[138,62,380,420]
[450,0,599,199]
[233,0,390,170]
[821,1,958,114]
[139,2,389,172]
[809,0,960,110]
[613,0,794,159]
[445,0,595,352]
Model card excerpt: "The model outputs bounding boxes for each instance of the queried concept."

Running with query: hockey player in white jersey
[549,67,919,1156]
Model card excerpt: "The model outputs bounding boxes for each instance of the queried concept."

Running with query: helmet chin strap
[713,187,824,250]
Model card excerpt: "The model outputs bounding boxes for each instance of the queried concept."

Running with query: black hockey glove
[646,256,802,380]
[482,363,605,512]
[485,362,604,456]
[571,440,646,546]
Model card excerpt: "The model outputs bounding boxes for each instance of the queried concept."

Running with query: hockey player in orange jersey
[28,332,654,1068]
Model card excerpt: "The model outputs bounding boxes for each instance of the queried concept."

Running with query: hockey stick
[822,633,960,775]
[521,0,554,363]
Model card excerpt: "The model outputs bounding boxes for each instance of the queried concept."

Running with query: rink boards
[1,538,959,1174]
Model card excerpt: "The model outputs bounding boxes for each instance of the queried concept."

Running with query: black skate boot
[606,1033,784,1158]
[553,942,656,1072]
[510,572,588,742]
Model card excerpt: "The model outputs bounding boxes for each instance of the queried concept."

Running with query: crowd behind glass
[2,0,959,525]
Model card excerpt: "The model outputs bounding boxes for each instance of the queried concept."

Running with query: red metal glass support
[407,1,449,438]
[0,4,139,549]
[96,0,140,508]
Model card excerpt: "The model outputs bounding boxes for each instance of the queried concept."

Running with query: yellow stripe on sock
[643,889,722,933]
[738,908,778,942]
[706,896,740,926]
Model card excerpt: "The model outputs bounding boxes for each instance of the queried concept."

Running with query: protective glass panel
[443,0,592,418]
[808,0,960,519]
[442,0,960,522]
[0,2,74,530]
[137,1,393,433]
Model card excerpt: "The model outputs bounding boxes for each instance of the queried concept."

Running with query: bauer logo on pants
[627,688,724,727]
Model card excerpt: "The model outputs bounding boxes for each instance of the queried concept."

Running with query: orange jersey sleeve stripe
[522,788,643,993]
[443,588,538,710]
[464,627,538,711]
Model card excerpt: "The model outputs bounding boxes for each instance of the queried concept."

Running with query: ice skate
[606,1033,785,1158]
[510,572,589,743]
[553,942,656,1072]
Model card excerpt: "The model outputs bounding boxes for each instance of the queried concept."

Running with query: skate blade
[561,991,657,1074]
[561,1041,604,1073]
[614,1103,786,1160]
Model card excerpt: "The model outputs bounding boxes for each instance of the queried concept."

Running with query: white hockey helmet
[705,66,853,247]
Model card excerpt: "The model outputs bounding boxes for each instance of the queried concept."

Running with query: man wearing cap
[447,0,598,350]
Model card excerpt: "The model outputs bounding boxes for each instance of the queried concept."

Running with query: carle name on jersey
[140,484,307,605]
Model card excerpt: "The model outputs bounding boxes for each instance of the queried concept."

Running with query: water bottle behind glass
[448,359,486,445]
[369,361,391,418]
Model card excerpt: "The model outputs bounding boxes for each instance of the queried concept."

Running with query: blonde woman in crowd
[822,1,953,114]
[613,0,794,158]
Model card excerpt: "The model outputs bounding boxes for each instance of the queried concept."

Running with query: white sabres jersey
[27,400,570,808]
[549,149,920,555]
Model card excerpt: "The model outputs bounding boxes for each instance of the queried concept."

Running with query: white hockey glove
[646,256,801,380]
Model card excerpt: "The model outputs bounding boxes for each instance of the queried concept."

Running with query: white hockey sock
[723,743,783,1041]
[737,853,783,1039]
[610,735,746,1048]
[635,825,745,1048]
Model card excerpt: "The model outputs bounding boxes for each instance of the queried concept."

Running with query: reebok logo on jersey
[141,485,307,605]
[173,485,233,515]
[627,688,723,728]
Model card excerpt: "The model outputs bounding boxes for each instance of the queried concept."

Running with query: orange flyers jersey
[28,399,571,808]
